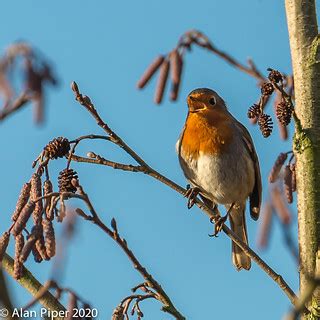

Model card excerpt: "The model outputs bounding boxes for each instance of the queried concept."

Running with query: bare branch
[70,82,298,307]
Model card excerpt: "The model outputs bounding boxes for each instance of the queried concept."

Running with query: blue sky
[0,1,315,319]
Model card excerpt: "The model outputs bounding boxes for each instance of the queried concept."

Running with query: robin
[177,88,262,271]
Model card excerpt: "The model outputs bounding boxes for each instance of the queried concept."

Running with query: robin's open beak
[188,95,206,112]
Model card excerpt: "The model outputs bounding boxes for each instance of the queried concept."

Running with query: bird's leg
[209,203,235,237]
[185,185,200,209]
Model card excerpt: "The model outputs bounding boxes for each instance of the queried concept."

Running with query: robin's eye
[209,97,216,106]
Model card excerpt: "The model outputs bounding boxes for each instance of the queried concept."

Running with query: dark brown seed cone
[269,152,288,183]
[58,169,78,193]
[44,137,70,159]
[31,173,43,224]
[35,234,50,261]
[247,104,261,119]
[271,187,292,225]
[258,113,273,138]
[32,246,42,263]
[267,69,283,83]
[261,82,274,96]
[154,59,170,104]
[257,202,273,249]
[0,232,10,262]
[42,218,55,258]
[11,201,35,236]
[284,165,293,204]
[12,182,31,222]
[14,234,24,279]
[276,101,292,126]
[290,163,296,192]
[170,50,183,101]
[137,55,165,89]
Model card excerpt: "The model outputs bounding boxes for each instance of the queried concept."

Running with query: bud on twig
[71,81,79,95]
[111,218,118,233]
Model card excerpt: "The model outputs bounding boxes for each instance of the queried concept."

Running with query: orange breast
[180,109,233,160]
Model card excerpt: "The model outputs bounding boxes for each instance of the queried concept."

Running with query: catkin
[170,50,183,101]
[257,202,273,249]
[66,292,78,320]
[14,234,24,279]
[44,180,53,219]
[31,173,43,224]
[154,60,170,104]
[35,234,49,261]
[43,218,56,258]
[268,153,288,183]
[290,163,296,192]
[32,246,43,263]
[0,232,10,262]
[271,187,291,225]
[19,225,41,263]
[12,182,31,222]
[11,201,35,236]
[137,55,165,89]
[283,165,293,204]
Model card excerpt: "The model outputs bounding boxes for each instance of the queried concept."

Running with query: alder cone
[44,137,70,159]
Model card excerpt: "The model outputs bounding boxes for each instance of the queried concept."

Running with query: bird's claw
[185,186,200,209]
[209,214,228,237]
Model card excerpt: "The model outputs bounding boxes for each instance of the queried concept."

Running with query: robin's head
[187,88,227,113]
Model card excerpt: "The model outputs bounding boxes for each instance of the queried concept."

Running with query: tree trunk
[285,0,320,317]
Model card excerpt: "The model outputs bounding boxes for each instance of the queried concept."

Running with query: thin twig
[70,82,298,307]
[73,187,185,320]
[0,92,30,121]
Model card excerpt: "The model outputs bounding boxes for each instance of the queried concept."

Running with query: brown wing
[234,119,262,220]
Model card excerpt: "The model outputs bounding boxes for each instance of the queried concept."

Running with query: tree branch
[285,0,320,317]
[70,82,298,307]
[1,253,66,320]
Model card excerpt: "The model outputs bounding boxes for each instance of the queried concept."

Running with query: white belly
[178,139,255,205]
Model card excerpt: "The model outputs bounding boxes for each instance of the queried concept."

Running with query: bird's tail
[229,204,251,271]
